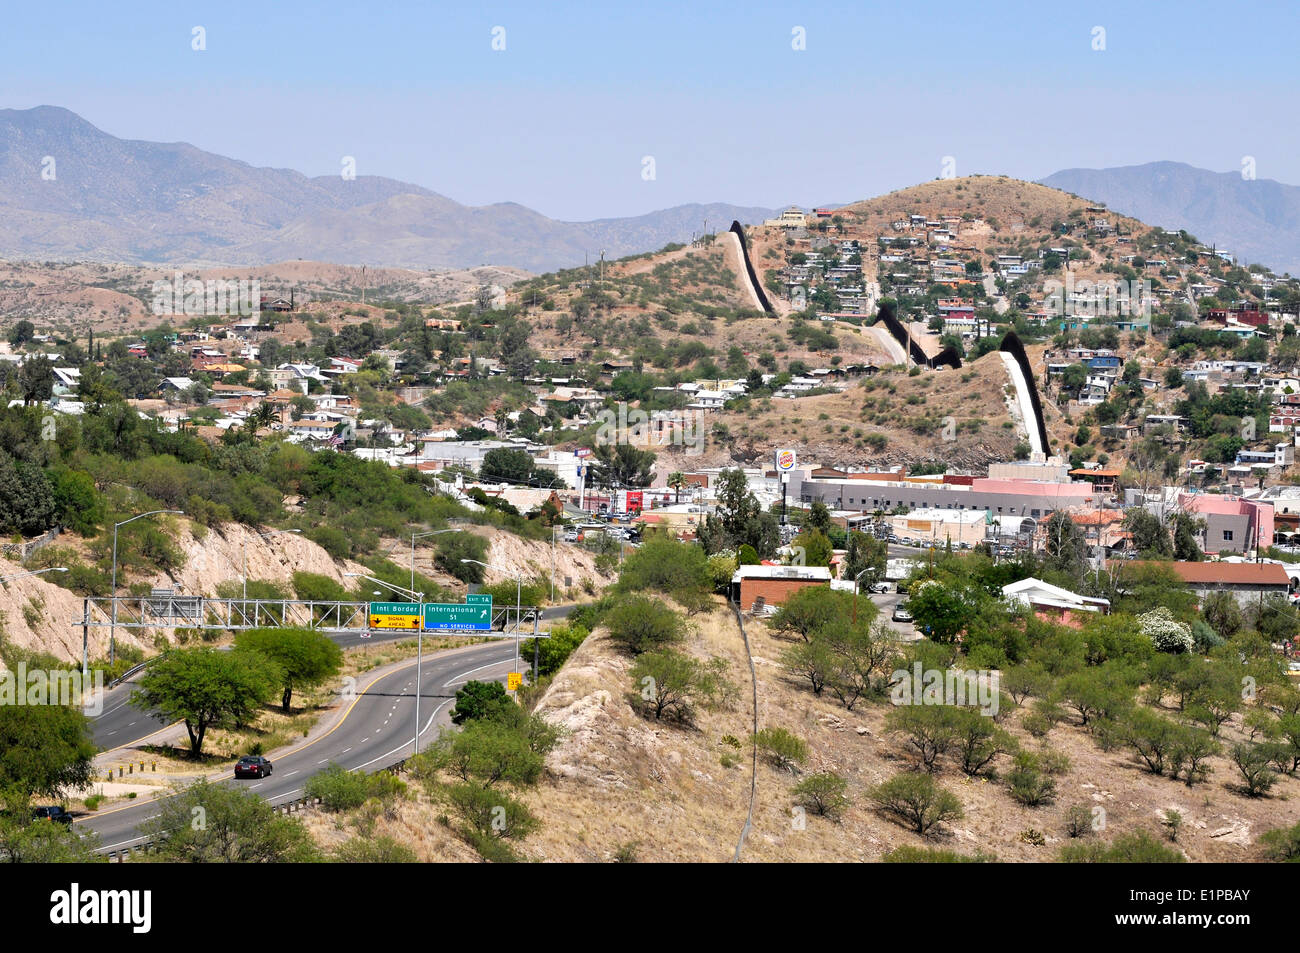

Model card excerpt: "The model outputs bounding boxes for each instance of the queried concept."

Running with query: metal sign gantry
[78,596,541,635]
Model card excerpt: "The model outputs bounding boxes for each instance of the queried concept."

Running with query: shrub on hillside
[1058,831,1185,863]
[793,772,850,819]
[307,526,350,561]
[435,532,490,583]
[752,726,808,772]
[868,772,963,835]
[604,595,687,655]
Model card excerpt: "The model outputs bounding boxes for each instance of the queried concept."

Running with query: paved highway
[80,638,518,851]
[91,602,584,752]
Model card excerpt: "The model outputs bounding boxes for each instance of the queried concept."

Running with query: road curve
[79,638,518,851]
[91,602,585,752]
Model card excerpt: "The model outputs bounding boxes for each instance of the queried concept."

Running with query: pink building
[1178,493,1274,555]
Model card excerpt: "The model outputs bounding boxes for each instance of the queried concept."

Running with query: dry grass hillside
[0,518,609,666]
[512,599,1300,863]
[0,259,528,339]
[667,350,1040,472]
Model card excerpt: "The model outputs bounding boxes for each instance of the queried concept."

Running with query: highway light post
[346,572,424,756]
[111,510,182,667]
[462,558,523,681]
[243,528,301,603]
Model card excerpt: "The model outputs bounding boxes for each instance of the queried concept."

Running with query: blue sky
[3,0,1297,219]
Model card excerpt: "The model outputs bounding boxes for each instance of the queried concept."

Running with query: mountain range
[9,107,1300,279]
[1041,161,1300,276]
[0,106,775,273]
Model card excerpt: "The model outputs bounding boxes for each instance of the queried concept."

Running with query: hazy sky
[3,0,1297,220]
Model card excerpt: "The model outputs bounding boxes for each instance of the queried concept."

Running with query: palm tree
[249,402,277,430]
[667,471,686,504]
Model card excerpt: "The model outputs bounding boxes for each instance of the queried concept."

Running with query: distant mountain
[0,106,774,272]
[1041,161,1300,276]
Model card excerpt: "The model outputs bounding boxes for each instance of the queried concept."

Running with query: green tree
[793,772,850,819]
[132,647,280,758]
[1006,750,1057,806]
[1059,830,1185,863]
[0,815,102,862]
[617,536,711,601]
[428,718,546,789]
[1042,510,1089,579]
[450,680,514,725]
[479,448,538,486]
[1169,511,1204,561]
[0,705,96,806]
[806,501,832,534]
[1231,742,1277,797]
[752,726,808,771]
[1201,591,1243,639]
[7,320,35,349]
[520,623,588,678]
[304,762,373,812]
[0,452,56,537]
[790,528,833,568]
[604,595,686,655]
[233,627,342,711]
[140,779,318,862]
[886,704,962,771]
[906,580,967,644]
[1123,509,1172,557]
[843,531,887,586]
[48,467,104,536]
[868,772,963,835]
[781,636,836,696]
[630,648,719,723]
[588,443,655,488]
[434,532,490,583]
[769,585,843,642]
[666,471,687,504]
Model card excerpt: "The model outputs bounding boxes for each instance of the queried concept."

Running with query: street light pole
[462,558,522,679]
[346,572,424,754]
[110,510,182,667]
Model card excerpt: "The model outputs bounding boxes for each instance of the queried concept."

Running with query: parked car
[563,531,578,543]
[234,755,273,779]
[32,805,72,825]
[892,607,913,623]
[867,582,890,594]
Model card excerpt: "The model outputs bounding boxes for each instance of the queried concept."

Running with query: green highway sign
[368,602,422,630]
[466,594,493,606]
[423,602,492,631]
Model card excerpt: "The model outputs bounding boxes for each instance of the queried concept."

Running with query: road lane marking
[80,642,513,826]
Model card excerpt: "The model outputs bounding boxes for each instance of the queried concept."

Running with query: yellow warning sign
[507,672,523,692]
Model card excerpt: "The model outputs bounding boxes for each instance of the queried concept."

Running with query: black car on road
[234,755,273,779]
[32,805,73,825]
